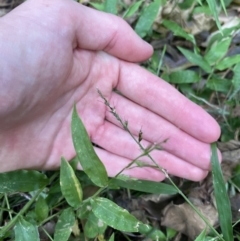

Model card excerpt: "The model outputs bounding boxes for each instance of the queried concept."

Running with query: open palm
[0,0,221,181]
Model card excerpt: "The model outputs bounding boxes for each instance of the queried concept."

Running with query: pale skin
[0,0,221,181]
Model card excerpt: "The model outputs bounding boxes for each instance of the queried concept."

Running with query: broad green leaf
[162,19,195,44]
[84,212,107,238]
[178,47,211,73]
[135,0,162,38]
[35,196,48,222]
[194,228,206,241]
[232,63,240,90]
[206,77,231,93]
[211,143,233,241]
[54,208,75,241]
[60,157,82,208]
[91,197,140,232]
[104,0,118,15]
[123,1,143,19]
[0,170,48,193]
[14,216,39,241]
[216,54,240,70]
[206,0,221,30]
[71,105,108,187]
[167,70,200,84]
[204,38,231,65]
[111,178,177,194]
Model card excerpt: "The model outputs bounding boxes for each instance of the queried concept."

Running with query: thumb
[72,3,153,62]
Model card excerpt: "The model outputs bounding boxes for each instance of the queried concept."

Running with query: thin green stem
[4,194,12,220]
[97,89,223,241]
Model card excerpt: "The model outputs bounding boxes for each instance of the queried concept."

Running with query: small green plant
[1,0,240,240]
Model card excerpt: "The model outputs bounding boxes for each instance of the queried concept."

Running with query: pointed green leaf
[35,196,49,222]
[60,157,82,208]
[104,0,118,15]
[91,197,140,232]
[14,216,39,241]
[135,0,162,38]
[0,170,48,193]
[206,77,231,93]
[54,208,75,241]
[111,178,177,194]
[84,212,107,238]
[194,228,206,241]
[109,233,115,241]
[123,1,143,19]
[167,70,200,84]
[211,143,233,241]
[71,105,108,187]
[206,0,221,30]
[216,54,240,70]
[162,19,195,44]
[178,47,211,73]
[204,38,231,65]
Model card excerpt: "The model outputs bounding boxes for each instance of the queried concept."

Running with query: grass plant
[1,0,240,240]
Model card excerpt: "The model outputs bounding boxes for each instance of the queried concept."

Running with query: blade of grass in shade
[110,178,177,194]
[216,54,240,70]
[71,105,108,187]
[0,170,48,193]
[135,0,162,38]
[211,143,233,241]
[123,1,143,19]
[162,19,196,45]
[54,208,75,241]
[194,228,206,241]
[177,47,211,73]
[206,0,222,30]
[14,216,40,241]
[60,157,82,208]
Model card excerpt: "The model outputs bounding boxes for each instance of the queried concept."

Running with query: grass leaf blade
[60,157,83,208]
[111,178,177,194]
[211,143,233,241]
[0,170,48,193]
[54,208,75,241]
[71,105,108,187]
[91,197,139,232]
[135,0,162,38]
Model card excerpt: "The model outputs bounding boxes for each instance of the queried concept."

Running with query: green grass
[1,0,240,240]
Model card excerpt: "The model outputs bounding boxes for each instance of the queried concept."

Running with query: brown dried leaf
[161,201,218,240]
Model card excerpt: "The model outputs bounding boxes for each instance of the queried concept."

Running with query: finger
[92,121,209,181]
[115,62,221,142]
[10,0,152,62]
[104,92,221,170]
[70,2,153,62]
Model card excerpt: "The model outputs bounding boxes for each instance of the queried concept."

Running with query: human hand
[0,0,220,181]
